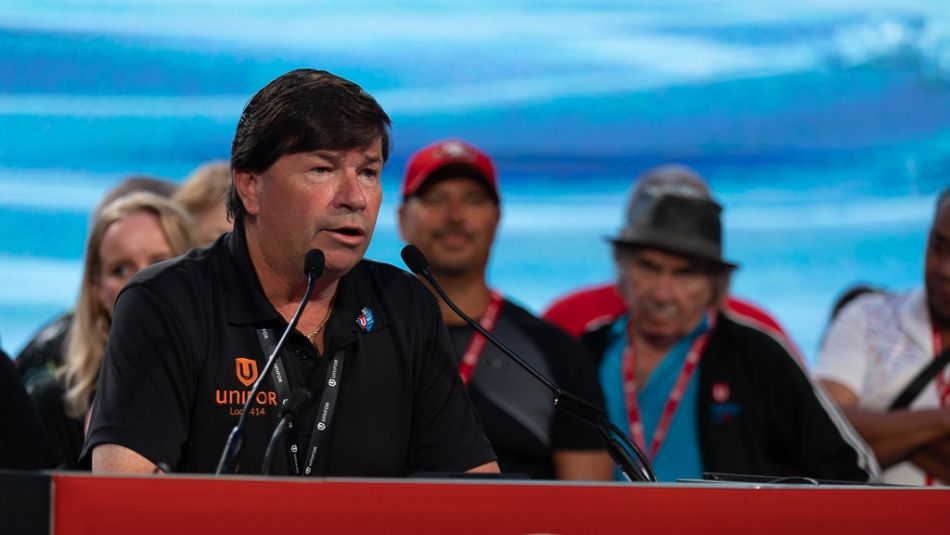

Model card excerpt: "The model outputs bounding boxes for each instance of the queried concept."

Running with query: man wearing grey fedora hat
[581,168,878,482]
[543,165,802,355]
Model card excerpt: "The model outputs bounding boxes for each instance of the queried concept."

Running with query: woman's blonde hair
[61,192,194,418]
[173,161,231,217]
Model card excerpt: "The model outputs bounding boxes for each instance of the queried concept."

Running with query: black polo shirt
[81,222,496,476]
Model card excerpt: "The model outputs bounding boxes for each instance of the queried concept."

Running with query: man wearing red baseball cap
[398,139,613,480]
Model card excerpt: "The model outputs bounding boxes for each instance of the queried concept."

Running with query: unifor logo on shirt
[215,357,279,416]
[235,357,259,387]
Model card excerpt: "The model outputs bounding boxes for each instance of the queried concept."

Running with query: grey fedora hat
[609,165,738,270]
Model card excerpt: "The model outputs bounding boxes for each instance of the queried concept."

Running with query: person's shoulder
[110,245,226,322]
[353,259,437,304]
[503,298,574,341]
[125,243,221,293]
[500,297,537,323]
[830,289,902,329]
[542,283,625,337]
[21,312,72,350]
[714,313,800,367]
[355,258,422,286]
[15,311,73,374]
[846,290,896,314]
[26,371,65,407]
[724,297,787,334]
[579,315,621,363]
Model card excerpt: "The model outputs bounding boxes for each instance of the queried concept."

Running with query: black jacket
[583,311,878,482]
[0,350,52,470]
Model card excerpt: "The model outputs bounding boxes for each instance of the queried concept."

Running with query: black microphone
[401,244,657,482]
[261,387,312,475]
[215,249,325,475]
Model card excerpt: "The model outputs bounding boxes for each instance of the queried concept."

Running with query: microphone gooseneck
[400,244,657,483]
[261,387,313,475]
[215,248,325,475]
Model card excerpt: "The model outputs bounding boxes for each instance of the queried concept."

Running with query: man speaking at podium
[82,69,499,476]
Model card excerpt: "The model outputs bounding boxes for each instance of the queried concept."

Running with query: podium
[3,470,948,534]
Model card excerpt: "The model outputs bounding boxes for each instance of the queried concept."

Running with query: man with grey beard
[580,168,878,482]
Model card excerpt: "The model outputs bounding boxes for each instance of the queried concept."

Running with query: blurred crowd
[1,133,947,486]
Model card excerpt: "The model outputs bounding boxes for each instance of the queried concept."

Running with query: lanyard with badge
[457,290,504,386]
[257,327,345,476]
[621,310,716,461]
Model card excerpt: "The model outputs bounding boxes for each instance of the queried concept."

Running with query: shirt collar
[223,218,282,325]
[223,219,390,336]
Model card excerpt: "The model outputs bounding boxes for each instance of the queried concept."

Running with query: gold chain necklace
[305,293,336,344]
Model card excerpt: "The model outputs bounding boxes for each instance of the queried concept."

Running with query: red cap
[401,139,498,202]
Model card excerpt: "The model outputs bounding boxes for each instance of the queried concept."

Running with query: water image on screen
[1,1,948,363]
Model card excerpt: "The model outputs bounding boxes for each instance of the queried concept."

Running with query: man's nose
[337,171,368,211]
[444,197,466,223]
[648,272,675,302]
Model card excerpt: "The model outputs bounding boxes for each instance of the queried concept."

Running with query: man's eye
[633,259,657,273]
[933,239,949,255]
[421,196,447,206]
[675,269,701,277]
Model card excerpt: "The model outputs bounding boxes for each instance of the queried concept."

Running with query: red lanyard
[622,311,716,460]
[458,291,504,386]
[934,324,948,407]
[927,324,945,487]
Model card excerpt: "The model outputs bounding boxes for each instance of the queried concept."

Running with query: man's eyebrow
[634,256,658,269]
[361,153,383,165]
[309,150,382,165]
[311,150,340,161]
[673,265,702,274]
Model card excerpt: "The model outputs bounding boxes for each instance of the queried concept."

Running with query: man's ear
[232,169,262,216]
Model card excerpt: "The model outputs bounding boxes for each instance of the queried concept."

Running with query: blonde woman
[174,161,233,246]
[15,176,177,387]
[29,192,194,469]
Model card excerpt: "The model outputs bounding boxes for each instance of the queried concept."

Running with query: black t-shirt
[81,223,496,476]
[447,300,606,479]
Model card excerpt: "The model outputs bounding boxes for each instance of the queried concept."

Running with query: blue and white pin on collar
[356,307,375,332]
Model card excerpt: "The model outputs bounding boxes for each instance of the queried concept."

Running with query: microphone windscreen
[304,249,325,278]
[400,245,429,274]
